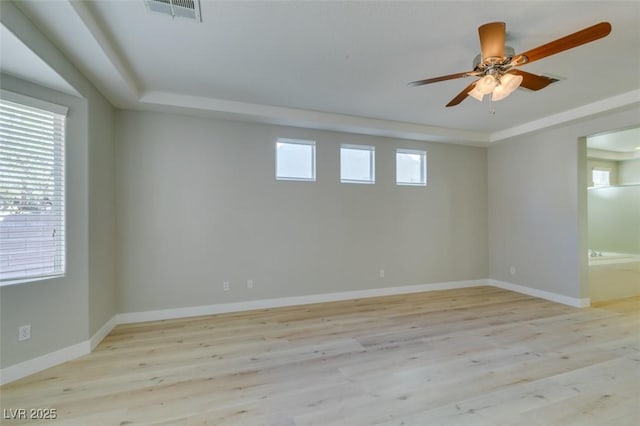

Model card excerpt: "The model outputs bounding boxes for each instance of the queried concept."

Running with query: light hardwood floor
[1,286,639,425]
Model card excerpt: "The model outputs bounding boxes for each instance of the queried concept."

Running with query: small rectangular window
[340,144,375,184]
[396,149,427,186]
[592,168,610,187]
[276,138,315,181]
[1,92,67,283]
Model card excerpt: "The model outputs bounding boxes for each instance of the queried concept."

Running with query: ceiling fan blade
[518,22,611,64]
[508,69,556,91]
[478,22,506,59]
[446,82,477,107]
[409,72,472,87]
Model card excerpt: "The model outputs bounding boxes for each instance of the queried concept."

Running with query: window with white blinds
[0,92,67,283]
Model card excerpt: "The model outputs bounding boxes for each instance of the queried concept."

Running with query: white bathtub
[588,251,640,302]
[588,251,640,266]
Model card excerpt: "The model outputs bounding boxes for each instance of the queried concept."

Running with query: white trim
[490,279,590,308]
[0,274,65,288]
[89,315,118,350]
[1,89,69,116]
[139,91,489,145]
[587,148,640,161]
[117,280,487,324]
[0,315,118,385]
[396,148,427,186]
[0,341,89,385]
[1,279,592,385]
[490,89,640,142]
[340,143,376,184]
[139,89,639,146]
[275,138,316,181]
[139,90,640,147]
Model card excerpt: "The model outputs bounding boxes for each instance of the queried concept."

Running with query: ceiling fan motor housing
[473,46,515,68]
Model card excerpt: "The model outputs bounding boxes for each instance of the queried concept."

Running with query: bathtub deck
[1,287,639,425]
[589,254,640,302]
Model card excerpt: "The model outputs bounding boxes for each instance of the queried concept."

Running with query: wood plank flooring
[1,286,639,425]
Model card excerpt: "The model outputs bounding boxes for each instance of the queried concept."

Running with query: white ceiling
[587,126,640,153]
[0,24,79,97]
[7,1,640,145]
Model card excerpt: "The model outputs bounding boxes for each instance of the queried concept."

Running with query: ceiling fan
[410,21,612,107]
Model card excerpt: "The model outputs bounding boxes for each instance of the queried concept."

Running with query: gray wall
[115,110,488,313]
[88,85,116,336]
[588,185,640,254]
[0,2,115,369]
[619,159,640,184]
[2,0,637,373]
[0,75,89,368]
[488,106,640,299]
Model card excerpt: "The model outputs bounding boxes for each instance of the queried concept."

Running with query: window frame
[396,148,427,187]
[592,167,611,187]
[275,138,316,182]
[340,144,375,184]
[0,90,68,285]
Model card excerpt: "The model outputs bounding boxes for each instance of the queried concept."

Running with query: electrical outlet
[223,281,230,291]
[510,266,516,275]
[247,279,254,289]
[18,325,31,341]
[379,269,385,278]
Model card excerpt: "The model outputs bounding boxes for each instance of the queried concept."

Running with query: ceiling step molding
[491,89,640,142]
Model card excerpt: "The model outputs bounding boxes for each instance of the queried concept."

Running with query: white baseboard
[0,341,90,386]
[1,278,590,385]
[90,315,118,350]
[490,279,591,308]
[116,279,488,324]
[0,315,118,386]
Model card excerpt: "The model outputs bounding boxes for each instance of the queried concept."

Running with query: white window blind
[0,94,66,283]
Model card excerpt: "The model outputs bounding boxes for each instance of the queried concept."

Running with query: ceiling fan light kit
[410,21,612,108]
[491,73,524,101]
[468,75,496,101]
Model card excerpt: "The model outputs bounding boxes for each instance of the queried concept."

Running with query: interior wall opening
[585,126,640,302]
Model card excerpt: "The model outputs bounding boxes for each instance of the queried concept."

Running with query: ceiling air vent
[146,0,202,22]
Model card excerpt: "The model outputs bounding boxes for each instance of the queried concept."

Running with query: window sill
[0,274,65,287]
